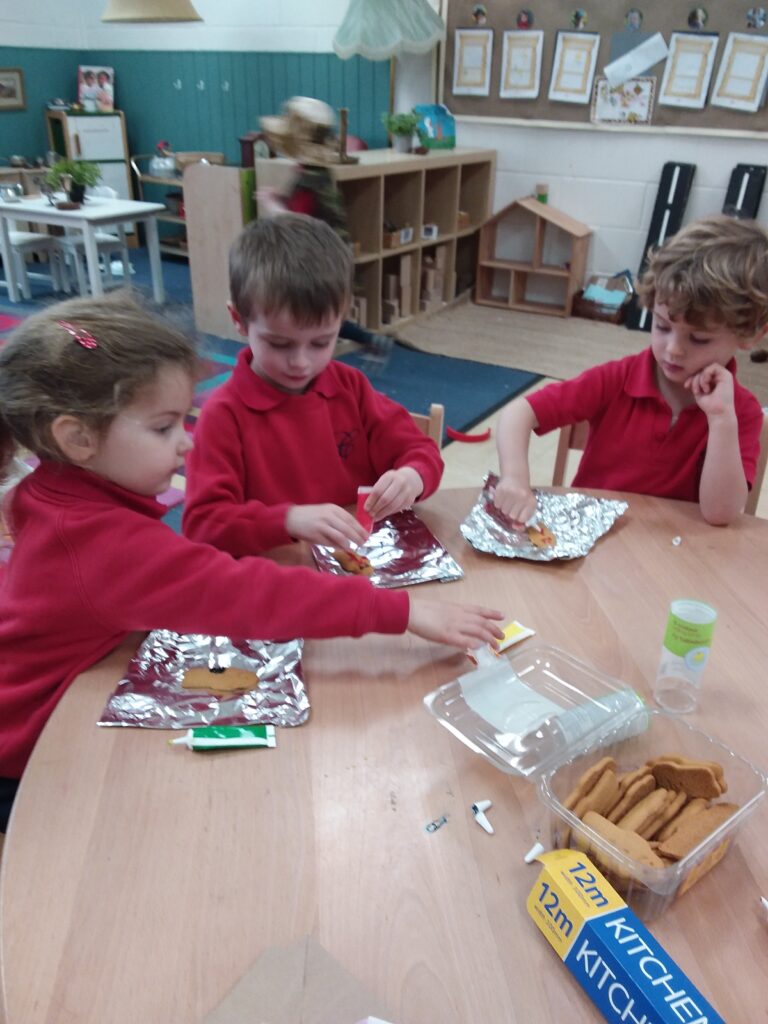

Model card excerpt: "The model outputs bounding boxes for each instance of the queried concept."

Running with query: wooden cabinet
[184,149,494,339]
[475,197,592,317]
[253,147,496,332]
[129,152,226,259]
[45,110,133,202]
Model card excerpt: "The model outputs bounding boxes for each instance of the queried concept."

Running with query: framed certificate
[453,28,493,96]
[500,30,543,99]
[711,32,768,112]
[548,31,600,104]
[659,33,718,109]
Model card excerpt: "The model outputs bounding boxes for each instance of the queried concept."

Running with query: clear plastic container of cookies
[424,644,767,920]
[538,707,767,919]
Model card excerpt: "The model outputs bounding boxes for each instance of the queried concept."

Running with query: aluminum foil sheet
[312,508,464,588]
[98,631,308,729]
[461,474,628,561]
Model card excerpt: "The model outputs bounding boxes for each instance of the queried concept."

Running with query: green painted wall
[1,46,390,165]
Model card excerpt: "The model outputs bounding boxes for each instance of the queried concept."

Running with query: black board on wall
[443,0,768,131]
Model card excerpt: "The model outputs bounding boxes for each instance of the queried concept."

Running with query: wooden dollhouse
[475,196,592,317]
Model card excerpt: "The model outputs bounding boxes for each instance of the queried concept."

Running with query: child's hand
[407,598,505,649]
[285,503,369,548]
[492,476,537,527]
[685,363,737,419]
[365,467,424,522]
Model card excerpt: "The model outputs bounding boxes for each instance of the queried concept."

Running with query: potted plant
[381,110,419,154]
[46,159,102,204]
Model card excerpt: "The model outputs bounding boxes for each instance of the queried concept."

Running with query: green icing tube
[169,724,276,750]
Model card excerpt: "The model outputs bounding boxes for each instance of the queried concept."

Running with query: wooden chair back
[552,420,589,485]
[410,403,445,447]
[744,410,768,516]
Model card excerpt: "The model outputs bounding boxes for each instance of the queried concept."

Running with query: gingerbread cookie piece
[651,759,722,800]
[641,790,687,840]
[332,547,374,576]
[648,754,726,793]
[617,788,671,835]
[562,756,616,811]
[607,773,656,823]
[527,523,556,549]
[582,811,666,877]
[657,803,739,861]
[655,796,709,843]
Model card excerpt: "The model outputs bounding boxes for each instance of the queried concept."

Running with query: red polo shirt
[183,350,444,556]
[527,348,763,501]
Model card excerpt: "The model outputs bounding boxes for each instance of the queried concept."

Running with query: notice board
[442,0,768,131]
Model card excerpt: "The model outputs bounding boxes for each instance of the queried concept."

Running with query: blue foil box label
[527,850,724,1024]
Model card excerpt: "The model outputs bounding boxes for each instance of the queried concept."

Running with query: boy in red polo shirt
[494,216,767,526]
[183,214,443,555]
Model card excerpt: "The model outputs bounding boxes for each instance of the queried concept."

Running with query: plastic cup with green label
[654,599,717,714]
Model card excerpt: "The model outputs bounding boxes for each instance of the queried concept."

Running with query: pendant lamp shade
[333,0,445,61]
[101,0,202,22]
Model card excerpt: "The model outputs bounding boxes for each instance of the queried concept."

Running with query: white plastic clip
[524,841,545,863]
[471,799,494,834]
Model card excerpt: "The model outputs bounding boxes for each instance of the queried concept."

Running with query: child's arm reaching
[687,363,749,524]
[407,598,505,649]
[494,397,540,524]
[285,503,369,548]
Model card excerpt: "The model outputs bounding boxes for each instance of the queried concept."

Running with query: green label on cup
[662,600,716,658]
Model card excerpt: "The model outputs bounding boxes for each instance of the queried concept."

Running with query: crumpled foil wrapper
[98,630,308,728]
[461,474,628,561]
[312,508,464,588]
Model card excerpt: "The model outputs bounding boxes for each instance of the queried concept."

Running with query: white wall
[454,118,768,279]
[0,0,352,51]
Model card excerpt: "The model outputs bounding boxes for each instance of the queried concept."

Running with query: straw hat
[260,96,341,165]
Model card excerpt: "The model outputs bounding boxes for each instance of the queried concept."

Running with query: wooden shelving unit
[252,147,496,333]
[475,197,591,317]
[129,155,190,258]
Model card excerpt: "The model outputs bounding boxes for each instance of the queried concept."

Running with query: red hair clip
[57,320,99,349]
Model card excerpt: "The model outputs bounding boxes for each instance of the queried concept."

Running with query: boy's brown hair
[229,213,353,325]
[637,215,768,337]
[0,290,198,480]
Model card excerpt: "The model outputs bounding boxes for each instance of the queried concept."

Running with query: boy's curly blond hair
[636,215,768,337]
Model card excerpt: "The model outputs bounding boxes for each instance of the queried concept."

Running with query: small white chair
[1,228,65,300]
[55,186,132,294]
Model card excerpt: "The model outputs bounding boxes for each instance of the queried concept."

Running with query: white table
[0,195,166,304]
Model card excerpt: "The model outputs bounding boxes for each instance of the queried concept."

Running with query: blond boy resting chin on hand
[495,215,767,527]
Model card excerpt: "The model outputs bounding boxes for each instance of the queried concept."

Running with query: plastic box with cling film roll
[424,644,766,919]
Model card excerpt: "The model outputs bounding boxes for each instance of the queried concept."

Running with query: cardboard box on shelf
[457,210,471,230]
[381,298,400,324]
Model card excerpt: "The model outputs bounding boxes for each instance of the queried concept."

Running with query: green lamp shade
[333,0,445,61]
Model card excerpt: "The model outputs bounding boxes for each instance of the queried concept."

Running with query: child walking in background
[256,95,393,363]
[494,215,767,526]
[0,292,502,833]
[183,214,444,555]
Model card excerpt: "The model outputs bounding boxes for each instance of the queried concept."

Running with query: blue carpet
[339,343,540,443]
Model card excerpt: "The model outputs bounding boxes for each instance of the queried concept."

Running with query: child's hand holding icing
[364,466,424,522]
[407,598,504,649]
[285,503,369,548]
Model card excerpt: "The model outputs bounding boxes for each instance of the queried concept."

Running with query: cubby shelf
[256,147,496,332]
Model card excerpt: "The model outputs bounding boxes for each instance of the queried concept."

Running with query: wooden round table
[1,489,766,1023]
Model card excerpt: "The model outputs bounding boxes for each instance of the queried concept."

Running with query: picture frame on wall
[548,31,600,104]
[591,76,656,125]
[78,65,115,113]
[453,28,493,96]
[0,68,26,112]
[500,30,544,99]
[711,33,768,112]
[659,32,718,109]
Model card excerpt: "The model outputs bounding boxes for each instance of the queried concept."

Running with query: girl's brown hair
[0,290,198,481]
[229,213,353,325]
[637,215,768,336]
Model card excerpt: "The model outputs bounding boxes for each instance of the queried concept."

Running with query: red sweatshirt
[183,351,444,555]
[0,462,409,779]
